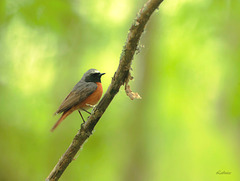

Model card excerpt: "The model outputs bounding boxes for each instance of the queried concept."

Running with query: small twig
[46,0,164,180]
[125,71,142,100]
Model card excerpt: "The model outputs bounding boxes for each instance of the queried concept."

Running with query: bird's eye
[92,73,99,77]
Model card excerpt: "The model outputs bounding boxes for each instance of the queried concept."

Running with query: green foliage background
[0,0,240,181]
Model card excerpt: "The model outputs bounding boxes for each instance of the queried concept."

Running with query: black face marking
[85,72,104,83]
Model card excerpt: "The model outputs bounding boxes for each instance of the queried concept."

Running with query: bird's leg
[85,104,96,115]
[78,110,85,123]
[80,108,91,115]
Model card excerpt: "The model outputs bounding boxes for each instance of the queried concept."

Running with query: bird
[51,69,105,132]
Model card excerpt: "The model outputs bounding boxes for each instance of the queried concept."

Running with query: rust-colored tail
[51,110,72,132]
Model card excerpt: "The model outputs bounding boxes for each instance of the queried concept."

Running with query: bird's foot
[80,120,86,129]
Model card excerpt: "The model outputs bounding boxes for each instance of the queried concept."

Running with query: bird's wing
[54,82,97,114]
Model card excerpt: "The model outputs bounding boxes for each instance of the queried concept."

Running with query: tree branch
[46,0,164,180]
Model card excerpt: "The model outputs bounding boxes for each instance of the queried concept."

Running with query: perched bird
[51,69,105,132]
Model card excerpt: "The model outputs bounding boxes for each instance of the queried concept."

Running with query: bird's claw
[81,122,85,129]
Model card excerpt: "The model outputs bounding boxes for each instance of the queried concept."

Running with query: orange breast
[79,82,103,109]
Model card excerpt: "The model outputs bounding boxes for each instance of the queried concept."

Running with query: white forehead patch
[92,70,100,73]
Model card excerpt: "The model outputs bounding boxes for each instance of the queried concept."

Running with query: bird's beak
[100,73,106,76]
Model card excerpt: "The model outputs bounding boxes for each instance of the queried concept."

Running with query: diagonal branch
[46,0,164,180]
